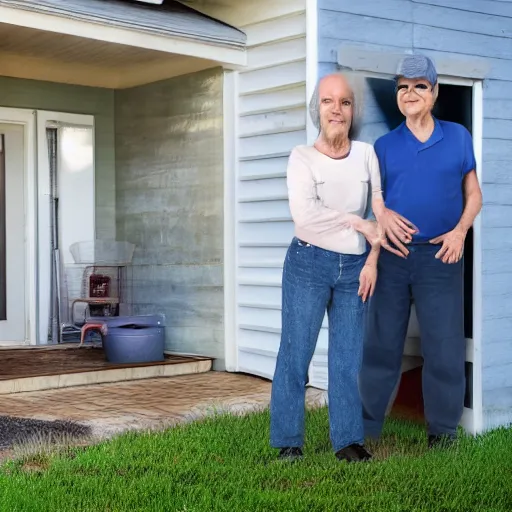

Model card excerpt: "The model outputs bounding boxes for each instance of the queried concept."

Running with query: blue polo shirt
[374,118,476,242]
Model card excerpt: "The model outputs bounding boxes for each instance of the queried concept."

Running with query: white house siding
[235,2,313,381]
[318,0,512,430]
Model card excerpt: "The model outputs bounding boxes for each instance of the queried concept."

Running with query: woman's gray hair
[308,71,365,140]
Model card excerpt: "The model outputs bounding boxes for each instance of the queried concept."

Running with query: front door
[0,123,26,344]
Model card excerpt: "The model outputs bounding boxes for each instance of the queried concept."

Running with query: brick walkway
[0,372,327,440]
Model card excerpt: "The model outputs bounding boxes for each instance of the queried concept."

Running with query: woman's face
[318,75,354,143]
[396,77,436,118]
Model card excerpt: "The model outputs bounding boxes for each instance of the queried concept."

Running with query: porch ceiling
[0,23,172,67]
[0,0,247,89]
[0,24,218,88]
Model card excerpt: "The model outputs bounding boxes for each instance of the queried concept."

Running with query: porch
[0,0,245,368]
[0,345,212,394]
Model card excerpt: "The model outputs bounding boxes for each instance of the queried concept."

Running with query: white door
[0,123,26,344]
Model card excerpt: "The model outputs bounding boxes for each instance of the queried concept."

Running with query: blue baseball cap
[395,55,438,86]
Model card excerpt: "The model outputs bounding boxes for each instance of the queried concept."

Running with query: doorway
[433,84,473,341]
[36,111,95,345]
[0,108,95,346]
[0,123,27,344]
[434,84,474,410]
[365,77,477,424]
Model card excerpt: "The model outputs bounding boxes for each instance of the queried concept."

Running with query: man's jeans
[270,237,367,452]
[360,244,465,438]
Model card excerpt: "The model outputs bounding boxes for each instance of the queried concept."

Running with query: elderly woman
[269,72,383,463]
[360,55,482,449]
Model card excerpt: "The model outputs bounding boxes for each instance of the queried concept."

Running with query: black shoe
[278,447,303,461]
[428,434,456,449]
[335,443,373,462]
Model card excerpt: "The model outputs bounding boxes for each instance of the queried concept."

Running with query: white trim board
[471,80,484,435]
[337,46,490,80]
[0,107,37,346]
[361,70,477,87]
[36,111,96,345]
[0,5,246,69]
[223,69,239,372]
[305,0,318,145]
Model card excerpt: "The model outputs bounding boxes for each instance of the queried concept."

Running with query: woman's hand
[358,263,377,303]
[350,217,381,248]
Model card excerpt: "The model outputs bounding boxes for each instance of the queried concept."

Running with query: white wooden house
[226,0,512,436]
[0,0,511,435]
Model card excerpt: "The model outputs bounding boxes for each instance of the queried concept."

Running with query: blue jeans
[359,244,465,438]
[270,237,367,452]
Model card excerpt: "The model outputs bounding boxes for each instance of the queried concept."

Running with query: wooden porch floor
[0,345,212,394]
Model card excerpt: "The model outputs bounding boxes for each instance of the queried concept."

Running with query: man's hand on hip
[430,227,466,264]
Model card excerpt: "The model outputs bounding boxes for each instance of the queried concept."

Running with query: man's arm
[456,170,483,234]
[430,170,482,263]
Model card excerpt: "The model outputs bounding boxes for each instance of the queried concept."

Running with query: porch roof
[0,0,246,49]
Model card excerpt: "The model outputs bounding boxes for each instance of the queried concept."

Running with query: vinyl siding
[235,3,307,380]
[318,0,512,430]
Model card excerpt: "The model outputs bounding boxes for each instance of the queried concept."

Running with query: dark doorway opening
[366,78,475,418]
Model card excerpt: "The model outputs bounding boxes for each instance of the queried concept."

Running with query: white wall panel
[235,5,308,381]
[239,61,306,95]
[240,86,306,116]
[239,156,289,180]
[239,200,291,223]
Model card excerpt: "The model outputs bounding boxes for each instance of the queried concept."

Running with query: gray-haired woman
[269,72,384,462]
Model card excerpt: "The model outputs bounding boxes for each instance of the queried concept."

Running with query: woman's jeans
[270,237,367,452]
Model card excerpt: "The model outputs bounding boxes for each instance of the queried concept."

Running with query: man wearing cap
[360,55,483,448]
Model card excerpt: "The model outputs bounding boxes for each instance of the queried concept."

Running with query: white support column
[223,69,239,372]
[305,0,318,145]
[471,79,484,434]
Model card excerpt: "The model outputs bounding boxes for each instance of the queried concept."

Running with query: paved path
[0,372,327,448]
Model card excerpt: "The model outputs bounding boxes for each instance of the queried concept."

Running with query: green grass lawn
[0,408,511,511]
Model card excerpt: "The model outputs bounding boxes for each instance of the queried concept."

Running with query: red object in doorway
[390,366,425,423]
[89,275,111,298]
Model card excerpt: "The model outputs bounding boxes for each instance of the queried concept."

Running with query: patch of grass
[0,408,511,511]
[11,430,93,462]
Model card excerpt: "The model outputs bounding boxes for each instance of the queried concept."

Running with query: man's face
[318,75,354,143]
[396,77,436,118]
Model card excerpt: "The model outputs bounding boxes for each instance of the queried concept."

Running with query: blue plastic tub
[88,315,165,364]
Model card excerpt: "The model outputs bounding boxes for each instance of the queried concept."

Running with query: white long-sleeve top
[288,141,382,255]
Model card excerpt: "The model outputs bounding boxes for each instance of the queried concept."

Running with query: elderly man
[360,55,483,448]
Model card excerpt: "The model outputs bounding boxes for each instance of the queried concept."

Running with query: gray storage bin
[90,315,165,364]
